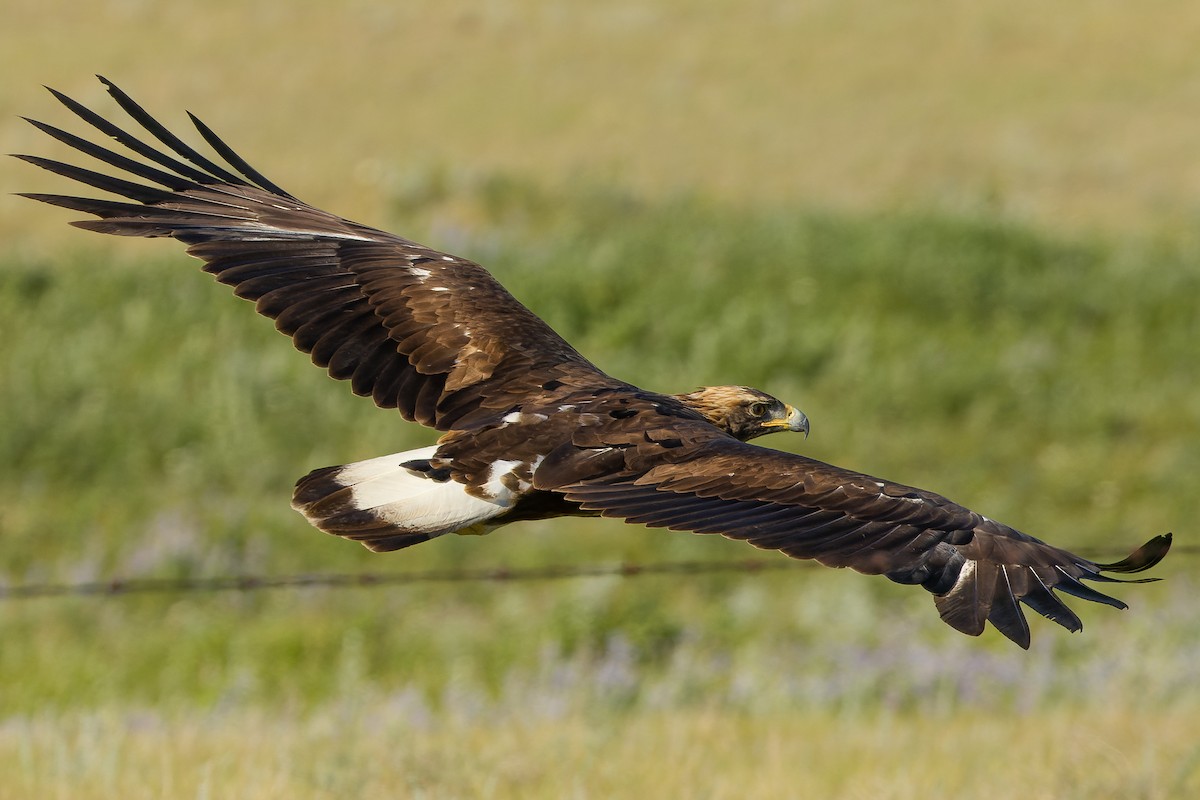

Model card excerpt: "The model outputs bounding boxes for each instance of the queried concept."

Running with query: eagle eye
[749,402,769,418]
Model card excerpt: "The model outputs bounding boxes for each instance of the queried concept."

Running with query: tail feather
[291,446,508,553]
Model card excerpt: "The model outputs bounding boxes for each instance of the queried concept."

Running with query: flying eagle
[17,77,1170,648]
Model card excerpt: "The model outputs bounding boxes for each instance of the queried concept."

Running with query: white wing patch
[500,411,550,427]
[483,459,524,504]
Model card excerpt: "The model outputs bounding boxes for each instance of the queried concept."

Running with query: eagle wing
[19,79,1170,647]
[533,422,1171,649]
[17,77,619,430]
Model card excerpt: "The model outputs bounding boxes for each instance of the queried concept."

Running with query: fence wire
[1,544,1191,601]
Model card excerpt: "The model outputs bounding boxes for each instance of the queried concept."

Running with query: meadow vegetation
[2,2,1199,797]
[2,181,1196,797]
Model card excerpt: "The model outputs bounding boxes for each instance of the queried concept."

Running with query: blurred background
[2,1,1197,797]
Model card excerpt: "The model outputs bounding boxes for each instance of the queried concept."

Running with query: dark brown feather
[534,417,1171,648]
[18,79,619,431]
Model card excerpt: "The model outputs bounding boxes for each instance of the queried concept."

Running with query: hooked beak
[762,404,810,438]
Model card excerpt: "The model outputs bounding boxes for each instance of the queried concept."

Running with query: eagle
[17,77,1171,648]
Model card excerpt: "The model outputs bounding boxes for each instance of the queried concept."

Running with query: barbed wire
[1,544,1192,601]
[2,559,798,600]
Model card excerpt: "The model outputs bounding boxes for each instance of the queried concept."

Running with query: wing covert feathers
[18,77,615,431]
[538,431,1172,648]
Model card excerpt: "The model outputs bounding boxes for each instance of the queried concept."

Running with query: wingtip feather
[1096,533,1173,575]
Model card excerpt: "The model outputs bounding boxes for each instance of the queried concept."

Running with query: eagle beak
[762,404,810,438]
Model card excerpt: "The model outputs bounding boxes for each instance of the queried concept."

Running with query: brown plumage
[18,77,1171,648]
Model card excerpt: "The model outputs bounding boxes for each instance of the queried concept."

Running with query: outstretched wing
[534,426,1171,648]
[16,77,619,430]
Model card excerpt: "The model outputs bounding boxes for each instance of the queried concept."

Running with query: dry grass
[6,0,1200,249]
[2,702,1197,799]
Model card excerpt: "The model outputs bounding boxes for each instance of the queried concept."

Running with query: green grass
[4,3,1199,794]
[4,111,1200,800]
[2,570,1195,715]
[4,182,1196,579]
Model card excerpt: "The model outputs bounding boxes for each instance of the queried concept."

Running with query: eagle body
[18,78,1171,648]
[294,385,807,551]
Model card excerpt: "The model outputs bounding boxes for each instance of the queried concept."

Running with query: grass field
[3,2,1199,797]
[4,704,1199,798]
[4,186,1196,798]
[6,0,1200,240]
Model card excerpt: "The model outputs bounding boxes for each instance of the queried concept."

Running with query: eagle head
[673,386,810,442]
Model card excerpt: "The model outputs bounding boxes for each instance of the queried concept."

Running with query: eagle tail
[291,446,508,552]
